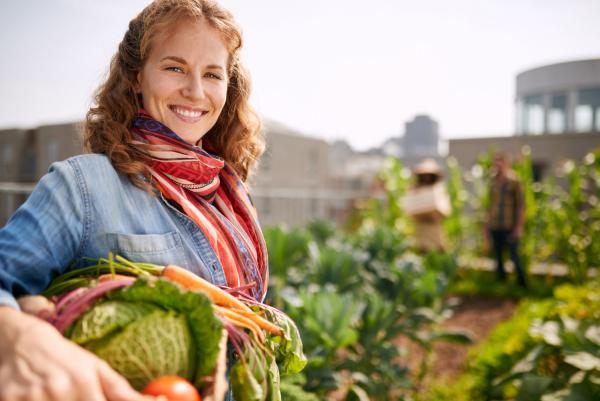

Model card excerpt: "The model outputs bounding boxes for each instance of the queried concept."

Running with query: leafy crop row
[422,281,600,401]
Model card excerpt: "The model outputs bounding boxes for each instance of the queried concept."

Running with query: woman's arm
[0,159,87,308]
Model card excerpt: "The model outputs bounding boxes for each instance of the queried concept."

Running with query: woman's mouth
[169,105,207,123]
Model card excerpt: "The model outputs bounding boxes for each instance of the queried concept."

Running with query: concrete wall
[0,122,83,225]
[252,129,329,190]
[0,129,27,182]
[448,132,600,177]
[36,123,83,179]
[250,124,335,227]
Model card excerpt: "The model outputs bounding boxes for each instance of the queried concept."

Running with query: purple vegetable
[51,280,133,333]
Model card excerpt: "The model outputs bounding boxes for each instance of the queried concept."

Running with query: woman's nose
[182,74,205,100]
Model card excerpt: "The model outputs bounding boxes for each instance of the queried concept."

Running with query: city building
[450,58,600,177]
[376,114,445,171]
[249,120,334,227]
[0,123,81,225]
[516,58,600,135]
[402,115,442,164]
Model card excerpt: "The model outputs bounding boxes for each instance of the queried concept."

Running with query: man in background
[486,152,527,287]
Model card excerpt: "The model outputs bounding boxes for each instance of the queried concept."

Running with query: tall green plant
[264,226,313,309]
[358,157,411,235]
[562,160,594,283]
[513,146,536,272]
[585,151,600,267]
[444,156,468,253]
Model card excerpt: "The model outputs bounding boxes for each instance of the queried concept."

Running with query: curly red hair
[84,0,263,189]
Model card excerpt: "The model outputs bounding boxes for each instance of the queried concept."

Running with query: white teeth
[173,107,203,118]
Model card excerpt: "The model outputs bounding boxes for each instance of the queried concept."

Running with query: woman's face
[137,18,229,144]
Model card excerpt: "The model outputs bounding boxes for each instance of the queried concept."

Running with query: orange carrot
[161,265,283,336]
[214,305,265,343]
[161,265,252,311]
[227,307,284,336]
[98,274,136,283]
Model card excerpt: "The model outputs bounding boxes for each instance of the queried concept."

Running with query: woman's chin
[166,121,205,144]
[179,132,205,146]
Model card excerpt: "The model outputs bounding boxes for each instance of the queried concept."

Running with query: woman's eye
[205,72,223,80]
[166,66,184,73]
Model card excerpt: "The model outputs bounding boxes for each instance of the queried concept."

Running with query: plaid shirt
[488,174,524,230]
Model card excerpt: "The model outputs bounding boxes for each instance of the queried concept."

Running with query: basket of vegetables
[18,255,306,401]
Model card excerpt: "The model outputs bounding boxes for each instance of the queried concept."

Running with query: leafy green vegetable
[94,310,195,390]
[65,278,224,390]
[266,354,282,401]
[231,353,266,401]
[256,305,307,375]
[68,301,157,344]
[279,374,321,401]
[107,278,223,381]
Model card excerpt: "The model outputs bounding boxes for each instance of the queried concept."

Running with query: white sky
[1,0,599,150]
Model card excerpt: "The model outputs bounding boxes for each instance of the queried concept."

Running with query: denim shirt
[0,153,229,308]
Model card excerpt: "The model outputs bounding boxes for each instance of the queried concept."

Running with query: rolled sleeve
[0,288,20,310]
[0,159,86,300]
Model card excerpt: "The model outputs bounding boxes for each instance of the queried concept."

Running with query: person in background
[486,151,527,287]
[410,158,449,253]
[0,0,265,400]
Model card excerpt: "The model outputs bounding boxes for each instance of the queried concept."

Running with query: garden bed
[432,295,518,378]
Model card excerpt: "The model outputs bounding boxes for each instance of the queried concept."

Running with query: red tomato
[142,376,202,401]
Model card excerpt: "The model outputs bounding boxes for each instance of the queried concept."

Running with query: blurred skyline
[1,0,599,150]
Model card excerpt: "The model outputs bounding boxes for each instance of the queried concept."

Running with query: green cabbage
[65,278,224,390]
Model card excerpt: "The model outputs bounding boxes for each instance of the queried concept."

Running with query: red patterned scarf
[131,111,268,301]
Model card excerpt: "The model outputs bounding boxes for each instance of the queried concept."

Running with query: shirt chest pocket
[104,231,191,269]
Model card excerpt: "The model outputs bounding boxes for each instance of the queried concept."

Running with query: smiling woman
[0,1,267,401]
[136,17,229,145]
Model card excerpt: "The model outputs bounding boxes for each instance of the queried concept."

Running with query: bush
[422,281,600,401]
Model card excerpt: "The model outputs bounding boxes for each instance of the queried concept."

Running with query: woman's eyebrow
[159,55,187,64]
[159,56,225,71]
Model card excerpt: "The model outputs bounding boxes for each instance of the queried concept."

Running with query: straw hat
[413,158,443,176]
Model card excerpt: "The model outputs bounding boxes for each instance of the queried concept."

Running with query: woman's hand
[0,306,158,401]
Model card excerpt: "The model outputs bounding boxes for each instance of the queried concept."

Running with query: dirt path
[394,295,518,384]
[431,295,518,378]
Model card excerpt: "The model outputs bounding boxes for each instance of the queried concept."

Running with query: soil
[331,295,518,400]
[431,295,518,378]
[394,295,518,381]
